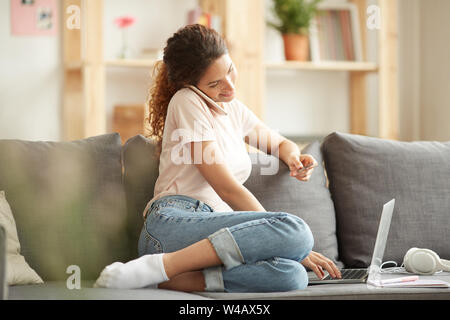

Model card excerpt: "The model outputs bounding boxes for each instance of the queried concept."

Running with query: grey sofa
[1,132,449,300]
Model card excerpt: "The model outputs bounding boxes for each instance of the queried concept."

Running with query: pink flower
[114,16,136,29]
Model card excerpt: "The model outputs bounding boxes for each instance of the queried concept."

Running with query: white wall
[418,0,450,141]
[398,0,450,142]
[0,0,62,141]
[398,0,421,141]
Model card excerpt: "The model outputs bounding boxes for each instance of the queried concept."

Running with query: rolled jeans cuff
[202,266,224,292]
[207,227,244,270]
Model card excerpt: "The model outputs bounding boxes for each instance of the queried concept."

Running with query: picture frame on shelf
[309,3,363,63]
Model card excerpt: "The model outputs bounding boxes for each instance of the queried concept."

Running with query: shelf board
[104,59,159,68]
[265,60,378,72]
[70,59,377,72]
[64,61,83,70]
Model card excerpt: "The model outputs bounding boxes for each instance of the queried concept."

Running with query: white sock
[93,253,169,289]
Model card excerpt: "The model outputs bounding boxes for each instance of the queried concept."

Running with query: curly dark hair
[145,24,228,159]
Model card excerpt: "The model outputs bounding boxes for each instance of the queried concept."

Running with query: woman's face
[196,54,237,103]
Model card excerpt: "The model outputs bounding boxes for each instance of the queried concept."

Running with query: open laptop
[308,199,395,284]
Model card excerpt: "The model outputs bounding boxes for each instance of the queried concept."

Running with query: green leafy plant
[267,0,322,35]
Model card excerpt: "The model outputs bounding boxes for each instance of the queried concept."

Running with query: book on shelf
[187,7,221,34]
[309,3,362,62]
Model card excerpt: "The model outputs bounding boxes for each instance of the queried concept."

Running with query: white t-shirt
[143,85,263,216]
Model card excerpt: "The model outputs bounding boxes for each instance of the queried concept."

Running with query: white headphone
[403,248,450,275]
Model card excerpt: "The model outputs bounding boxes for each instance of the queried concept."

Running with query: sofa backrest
[122,135,160,260]
[6,130,443,282]
[0,133,130,281]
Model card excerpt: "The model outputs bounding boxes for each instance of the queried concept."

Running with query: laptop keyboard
[323,269,367,280]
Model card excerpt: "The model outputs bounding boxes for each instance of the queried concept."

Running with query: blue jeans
[138,195,314,293]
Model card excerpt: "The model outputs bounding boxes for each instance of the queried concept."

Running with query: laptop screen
[368,199,395,281]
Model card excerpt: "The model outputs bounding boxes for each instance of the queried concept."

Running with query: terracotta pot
[282,33,310,61]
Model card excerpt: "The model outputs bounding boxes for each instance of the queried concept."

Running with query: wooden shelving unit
[105,59,378,72]
[62,0,105,140]
[62,0,398,141]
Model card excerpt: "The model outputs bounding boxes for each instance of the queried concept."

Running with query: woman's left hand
[286,153,319,182]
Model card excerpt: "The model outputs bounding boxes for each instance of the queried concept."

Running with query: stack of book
[187,7,221,34]
[311,9,360,62]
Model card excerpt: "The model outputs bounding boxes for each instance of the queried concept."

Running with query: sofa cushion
[0,133,130,281]
[244,141,343,268]
[7,281,210,300]
[122,135,160,260]
[321,132,450,268]
[0,191,43,285]
[123,135,343,268]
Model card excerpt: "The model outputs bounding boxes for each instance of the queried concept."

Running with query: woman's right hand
[300,251,342,279]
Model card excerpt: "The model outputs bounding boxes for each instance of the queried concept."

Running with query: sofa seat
[196,272,450,300]
[197,284,450,300]
[7,281,210,300]
[198,284,450,300]
[8,273,450,300]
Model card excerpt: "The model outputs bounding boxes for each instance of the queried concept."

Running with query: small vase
[118,45,132,59]
[282,33,310,61]
[118,29,131,59]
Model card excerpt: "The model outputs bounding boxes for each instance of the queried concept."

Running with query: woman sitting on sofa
[94,24,341,293]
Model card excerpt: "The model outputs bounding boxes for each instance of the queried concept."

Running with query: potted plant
[267,0,322,61]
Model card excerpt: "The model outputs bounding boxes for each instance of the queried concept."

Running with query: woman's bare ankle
[157,271,206,292]
[161,239,222,279]
[162,252,177,279]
